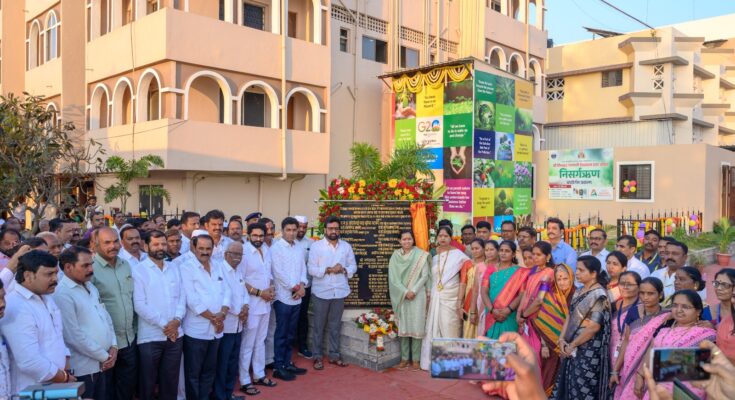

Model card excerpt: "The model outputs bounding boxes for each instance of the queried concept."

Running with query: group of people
[388,217,735,399]
[0,209,358,400]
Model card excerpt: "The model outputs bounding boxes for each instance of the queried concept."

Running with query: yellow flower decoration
[359,179,366,187]
[408,194,415,199]
[352,195,360,200]
[388,179,398,188]
[358,188,365,195]
[394,189,402,196]
[348,186,355,194]
[403,188,410,194]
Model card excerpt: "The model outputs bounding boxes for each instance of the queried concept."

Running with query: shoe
[397,360,409,369]
[412,361,421,370]
[273,367,296,381]
[298,348,313,359]
[264,362,275,370]
[285,363,307,375]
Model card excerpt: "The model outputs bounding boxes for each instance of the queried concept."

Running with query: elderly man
[54,246,117,400]
[38,231,64,259]
[92,227,137,400]
[119,226,148,267]
[180,234,231,400]
[2,251,75,394]
[214,242,249,400]
[134,230,185,400]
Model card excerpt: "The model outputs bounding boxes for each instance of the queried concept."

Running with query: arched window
[528,0,538,27]
[27,20,42,69]
[90,84,110,130]
[488,47,507,71]
[184,71,233,124]
[112,78,134,126]
[137,69,162,121]
[529,59,543,96]
[239,81,279,128]
[509,54,525,78]
[285,87,322,133]
[46,103,61,129]
[45,12,60,62]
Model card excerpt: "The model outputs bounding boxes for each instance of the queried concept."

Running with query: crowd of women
[387,223,735,399]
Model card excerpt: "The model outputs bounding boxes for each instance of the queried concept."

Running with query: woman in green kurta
[389,229,431,370]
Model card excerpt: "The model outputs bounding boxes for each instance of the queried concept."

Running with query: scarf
[535,264,575,350]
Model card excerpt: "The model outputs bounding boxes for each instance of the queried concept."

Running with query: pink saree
[615,311,670,399]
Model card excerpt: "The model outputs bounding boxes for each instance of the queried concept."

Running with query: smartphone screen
[430,338,516,381]
[672,378,701,400]
[651,347,711,382]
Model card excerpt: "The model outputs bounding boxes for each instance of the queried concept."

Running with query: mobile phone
[430,338,516,381]
[650,347,711,382]
[672,378,701,400]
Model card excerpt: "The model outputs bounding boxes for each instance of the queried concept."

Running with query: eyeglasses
[671,303,695,311]
[619,282,639,289]
[713,281,734,290]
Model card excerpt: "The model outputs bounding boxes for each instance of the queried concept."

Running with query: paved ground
[230,260,734,400]
[233,360,489,400]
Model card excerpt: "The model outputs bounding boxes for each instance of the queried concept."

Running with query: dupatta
[484,266,530,332]
[535,264,575,349]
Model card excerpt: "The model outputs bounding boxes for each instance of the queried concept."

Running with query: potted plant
[716,217,735,267]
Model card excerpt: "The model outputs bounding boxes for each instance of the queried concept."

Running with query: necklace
[437,251,450,291]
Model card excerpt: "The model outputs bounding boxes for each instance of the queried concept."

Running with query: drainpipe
[279,0,288,181]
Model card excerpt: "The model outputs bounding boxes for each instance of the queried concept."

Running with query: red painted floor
[233,359,490,400]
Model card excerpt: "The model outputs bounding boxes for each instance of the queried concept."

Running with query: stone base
[307,310,401,371]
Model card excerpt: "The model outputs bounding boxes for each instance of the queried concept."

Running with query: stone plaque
[338,201,413,308]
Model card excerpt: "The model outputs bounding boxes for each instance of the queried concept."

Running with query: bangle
[256,289,261,297]
[507,306,514,312]
[610,371,619,376]
[62,370,69,383]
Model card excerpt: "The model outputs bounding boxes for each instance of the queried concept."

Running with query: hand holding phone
[431,338,516,381]
[650,347,711,382]
[480,332,547,400]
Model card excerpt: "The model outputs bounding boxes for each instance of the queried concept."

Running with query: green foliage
[496,78,515,107]
[102,154,169,213]
[515,108,533,133]
[0,93,104,230]
[348,142,434,182]
[716,217,735,253]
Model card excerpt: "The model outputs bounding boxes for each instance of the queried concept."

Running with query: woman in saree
[605,251,628,303]
[477,240,500,334]
[482,241,529,339]
[714,268,735,364]
[516,242,555,360]
[419,226,470,370]
[461,238,486,338]
[635,289,717,399]
[609,271,641,362]
[552,255,612,400]
[610,277,668,399]
[673,267,713,321]
[388,229,431,370]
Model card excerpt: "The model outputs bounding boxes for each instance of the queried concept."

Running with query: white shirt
[580,249,610,271]
[627,256,651,279]
[180,234,191,254]
[118,247,148,268]
[180,258,231,340]
[240,242,273,316]
[308,238,357,300]
[222,262,249,333]
[53,276,117,376]
[132,258,186,344]
[1,285,69,394]
[296,237,314,286]
[271,238,308,306]
[651,266,706,300]
[211,236,233,262]
[0,340,10,399]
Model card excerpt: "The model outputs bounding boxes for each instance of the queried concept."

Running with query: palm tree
[349,142,433,181]
[102,154,170,213]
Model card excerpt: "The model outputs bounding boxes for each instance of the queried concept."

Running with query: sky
[546,0,735,45]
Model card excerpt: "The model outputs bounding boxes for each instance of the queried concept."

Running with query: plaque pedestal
[308,310,401,371]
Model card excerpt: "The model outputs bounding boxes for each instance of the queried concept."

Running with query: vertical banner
[391,63,533,231]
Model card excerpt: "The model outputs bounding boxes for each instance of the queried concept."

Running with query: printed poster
[444,179,472,213]
[548,148,614,200]
[417,85,444,117]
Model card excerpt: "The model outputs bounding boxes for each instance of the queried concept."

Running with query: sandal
[253,377,277,387]
[397,360,409,369]
[329,359,348,367]
[241,384,261,395]
[313,358,324,370]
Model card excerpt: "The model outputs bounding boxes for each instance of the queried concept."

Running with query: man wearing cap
[245,213,262,229]
[294,215,314,358]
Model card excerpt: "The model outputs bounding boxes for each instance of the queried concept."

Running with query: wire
[92,119,188,141]
[597,0,654,29]
[571,0,619,32]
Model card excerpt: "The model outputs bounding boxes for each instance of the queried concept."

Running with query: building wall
[533,143,735,230]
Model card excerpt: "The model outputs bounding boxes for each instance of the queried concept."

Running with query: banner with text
[548,148,614,200]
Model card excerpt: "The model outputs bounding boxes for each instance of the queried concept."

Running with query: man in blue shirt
[547,218,577,270]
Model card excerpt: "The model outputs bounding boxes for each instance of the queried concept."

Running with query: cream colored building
[538,14,735,230]
[2,0,546,224]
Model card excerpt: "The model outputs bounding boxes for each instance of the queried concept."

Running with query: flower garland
[355,308,397,351]
[318,178,437,231]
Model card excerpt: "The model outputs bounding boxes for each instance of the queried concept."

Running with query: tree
[0,93,104,231]
[102,155,170,213]
[348,142,434,182]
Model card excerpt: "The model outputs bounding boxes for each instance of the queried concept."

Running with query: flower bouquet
[354,308,398,351]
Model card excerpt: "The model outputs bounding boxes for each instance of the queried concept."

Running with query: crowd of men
[0,208,357,400]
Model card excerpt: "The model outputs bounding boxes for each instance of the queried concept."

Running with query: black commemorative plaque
[338,201,413,308]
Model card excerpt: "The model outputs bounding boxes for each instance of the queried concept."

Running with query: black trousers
[213,331,243,400]
[296,286,311,349]
[138,338,183,400]
[183,335,220,400]
[104,341,138,400]
[77,371,106,399]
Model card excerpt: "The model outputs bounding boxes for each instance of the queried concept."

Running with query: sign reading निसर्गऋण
[337,201,413,308]
[548,148,615,200]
